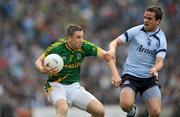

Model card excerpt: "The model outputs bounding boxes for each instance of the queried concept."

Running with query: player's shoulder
[157,29,166,40]
[82,39,95,46]
[56,37,66,44]
[81,39,98,50]
[158,29,166,36]
[51,38,66,47]
[47,38,66,49]
[82,39,91,44]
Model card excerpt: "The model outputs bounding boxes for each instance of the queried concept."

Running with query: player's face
[144,11,160,32]
[69,31,83,49]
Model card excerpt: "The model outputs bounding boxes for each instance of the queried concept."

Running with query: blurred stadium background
[0,0,179,117]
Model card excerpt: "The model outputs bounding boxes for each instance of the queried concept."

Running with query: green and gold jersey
[44,38,99,85]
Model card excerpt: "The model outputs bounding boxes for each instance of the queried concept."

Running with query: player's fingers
[155,76,159,81]
[116,79,122,87]
[53,69,60,74]
[112,80,119,87]
[149,69,154,75]
[114,58,116,63]
[117,80,121,87]
[112,80,115,85]
[153,73,159,81]
[48,67,59,74]
[44,66,50,70]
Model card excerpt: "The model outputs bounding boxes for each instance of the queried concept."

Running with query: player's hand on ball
[43,54,64,74]
[41,66,59,75]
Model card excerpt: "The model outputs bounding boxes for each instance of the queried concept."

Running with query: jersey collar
[65,42,74,51]
[65,40,83,52]
[141,26,160,36]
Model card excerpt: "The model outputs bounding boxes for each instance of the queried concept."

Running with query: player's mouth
[144,23,149,27]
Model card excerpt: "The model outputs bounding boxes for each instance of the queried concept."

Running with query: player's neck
[148,26,159,32]
[66,42,74,50]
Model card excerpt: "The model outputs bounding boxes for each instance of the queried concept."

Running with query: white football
[44,54,64,72]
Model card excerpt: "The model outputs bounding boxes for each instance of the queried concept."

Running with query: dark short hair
[146,6,163,20]
[65,24,82,37]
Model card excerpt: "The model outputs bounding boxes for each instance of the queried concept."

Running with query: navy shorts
[121,74,161,96]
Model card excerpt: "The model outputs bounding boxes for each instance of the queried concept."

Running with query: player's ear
[67,35,71,40]
[156,19,160,25]
[66,36,72,43]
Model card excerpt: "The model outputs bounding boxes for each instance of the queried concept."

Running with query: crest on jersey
[77,53,81,60]
[147,38,152,46]
[68,55,73,62]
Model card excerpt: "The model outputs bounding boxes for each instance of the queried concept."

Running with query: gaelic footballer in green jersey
[35,24,121,117]
[44,38,99,85]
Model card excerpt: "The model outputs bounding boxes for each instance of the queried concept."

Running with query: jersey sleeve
[44,45,54,56]
[82,40,98,56]
[118,26,139,43]
[156,32,167,59]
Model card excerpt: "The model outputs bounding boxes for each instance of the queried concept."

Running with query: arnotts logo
[136,45,157,55]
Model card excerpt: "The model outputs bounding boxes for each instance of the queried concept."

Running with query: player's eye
[148,17,153,20]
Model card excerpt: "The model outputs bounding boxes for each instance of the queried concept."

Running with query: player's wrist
[104,53,112,63]
[40,66,47,73]
[152,67,158,72]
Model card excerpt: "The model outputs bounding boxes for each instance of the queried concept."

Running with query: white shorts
[47,82,96,110]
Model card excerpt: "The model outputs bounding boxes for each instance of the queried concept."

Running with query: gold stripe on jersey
[41,53,46,58]
[97,47,100,56]
[65,43,84,53]
[73,48,83,52]
[65,43,73,51]
[44,74,69,93]
[45,39,65,55]
[54,74,69,83]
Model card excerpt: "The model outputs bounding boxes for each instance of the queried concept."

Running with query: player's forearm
[35,54,46,72]
[107,59,120,77]
[107,59,121,87]
[109,41,117,53]
[153,62,163,72]
[153,58,164,72]
[109,38,122,52]
[35,58,44,72]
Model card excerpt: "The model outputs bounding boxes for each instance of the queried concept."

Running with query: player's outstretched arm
[98,48,122,87]
[108,37,123,62]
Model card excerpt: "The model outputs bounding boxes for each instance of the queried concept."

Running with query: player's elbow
[35,57,43,70]
[35,59,39,68]
[109,38,121,48]
[109,41,116,48]
[35,59,40,70]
